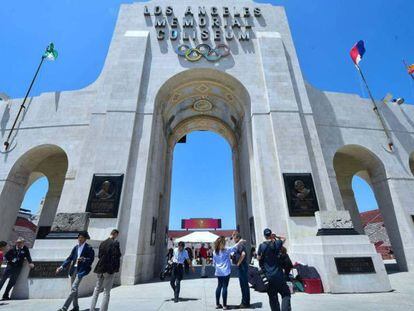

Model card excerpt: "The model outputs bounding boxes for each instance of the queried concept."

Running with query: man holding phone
[56,231,95,311]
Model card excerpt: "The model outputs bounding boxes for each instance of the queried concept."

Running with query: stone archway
[121,68,254,283]
[154,69,253,275]
[333,144,407,271]
[0,144,68,242]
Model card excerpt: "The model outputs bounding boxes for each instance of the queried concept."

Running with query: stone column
[374,177,414,271]
[0,175,28,241]
[339,187,364,234]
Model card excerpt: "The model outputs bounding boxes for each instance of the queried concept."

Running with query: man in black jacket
[0,237,34,300]
[89,229,121,311]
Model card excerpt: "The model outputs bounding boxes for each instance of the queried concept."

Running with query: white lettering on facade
[144,6,264,42]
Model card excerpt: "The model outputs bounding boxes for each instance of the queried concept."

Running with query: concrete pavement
[0,270,413,311]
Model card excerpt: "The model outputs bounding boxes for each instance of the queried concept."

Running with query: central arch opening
[145,68,254,281]
[169,131,236,232]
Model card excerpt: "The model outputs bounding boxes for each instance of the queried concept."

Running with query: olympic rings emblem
[175,43,230,62]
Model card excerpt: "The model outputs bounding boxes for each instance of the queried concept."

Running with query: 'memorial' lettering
[144,5,264,42]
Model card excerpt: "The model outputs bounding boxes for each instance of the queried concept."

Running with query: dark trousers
[267,278,291,311]
[216,275,230,306]
[238,265,250,305]
[170,264,183,301]
[0,267,21,298]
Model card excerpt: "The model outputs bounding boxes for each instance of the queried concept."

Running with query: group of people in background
[168,229,292,311]
[1,227,292,311]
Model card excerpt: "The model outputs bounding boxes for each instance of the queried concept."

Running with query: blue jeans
[216,275,230,306]
[238,264,250,305]
[170,263,184,301]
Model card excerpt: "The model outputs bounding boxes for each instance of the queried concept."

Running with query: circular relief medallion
[193,99,213,112]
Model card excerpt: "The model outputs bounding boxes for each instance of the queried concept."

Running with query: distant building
[10,208,37,248]
[360,210,394,260]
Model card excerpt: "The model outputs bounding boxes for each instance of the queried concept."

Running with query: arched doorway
[333,144,407,270]
[8,176,49,248]
[352,175,394,260]
[168,130,236,230]
[122,68,254,282]
[0,145,69,243]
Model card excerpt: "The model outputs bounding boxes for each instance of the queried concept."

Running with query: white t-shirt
[74,243,85,267]
[172,248,189,264]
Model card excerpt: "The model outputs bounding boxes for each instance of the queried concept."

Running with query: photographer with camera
[257,229,291,311]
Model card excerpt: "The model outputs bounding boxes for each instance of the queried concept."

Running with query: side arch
[0,144,69,242]
[333,144,407,270]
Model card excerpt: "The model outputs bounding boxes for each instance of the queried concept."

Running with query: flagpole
[3,55,46,150]
[356,64,394,151]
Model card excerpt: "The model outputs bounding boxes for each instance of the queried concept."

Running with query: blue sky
[3,0,411,228]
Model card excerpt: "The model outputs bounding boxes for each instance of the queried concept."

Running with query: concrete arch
[168,115,238,150]
[333,144,407,270]
[0,144,69,242]
[154,68,251,116]
[121,68,255,283]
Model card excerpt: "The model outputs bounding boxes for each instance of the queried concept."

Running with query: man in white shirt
[56,231,95,311]
[170,241,194,303]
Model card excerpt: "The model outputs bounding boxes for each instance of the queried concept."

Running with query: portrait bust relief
[95,180,114,200]
[86,174,124,218]
[283,173,319,216]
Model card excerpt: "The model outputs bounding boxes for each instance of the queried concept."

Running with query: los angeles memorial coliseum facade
[1,0,414,298]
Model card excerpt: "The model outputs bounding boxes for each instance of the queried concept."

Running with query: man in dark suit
[56,231,95,311]
[0,237,34,300]
[89,229,121,311]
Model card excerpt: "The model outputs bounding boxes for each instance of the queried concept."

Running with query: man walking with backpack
[257,228,291,311]
[90,229,122,311]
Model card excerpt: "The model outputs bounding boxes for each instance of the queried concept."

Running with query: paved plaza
[1,269,413,311]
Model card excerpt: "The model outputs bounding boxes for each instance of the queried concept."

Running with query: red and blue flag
[350,40,365,65]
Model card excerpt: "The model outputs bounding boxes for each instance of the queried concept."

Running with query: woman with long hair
[213,236,245,309]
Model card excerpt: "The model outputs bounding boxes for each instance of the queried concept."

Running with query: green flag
[43,42,58,60]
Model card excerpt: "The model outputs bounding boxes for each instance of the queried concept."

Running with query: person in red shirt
[199,243,208,278]
[0,241,7,266]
